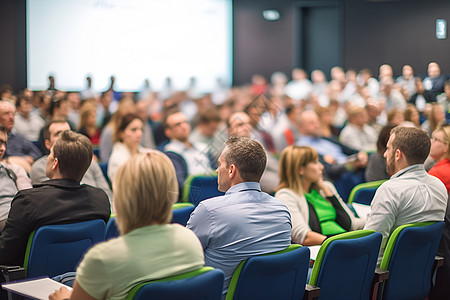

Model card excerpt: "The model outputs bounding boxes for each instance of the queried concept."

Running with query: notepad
[1,277,72,300]
[352,203,371,219]
[308,245,321,261]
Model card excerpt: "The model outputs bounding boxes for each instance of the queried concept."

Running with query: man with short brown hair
[0,130,110,266]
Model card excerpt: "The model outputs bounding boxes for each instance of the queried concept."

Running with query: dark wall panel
[233,0,295,85]
[343,0,450,77]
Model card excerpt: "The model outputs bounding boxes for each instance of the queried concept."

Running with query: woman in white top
[107,113,151,183]
[275,145,364,246]
[49,151,205,300]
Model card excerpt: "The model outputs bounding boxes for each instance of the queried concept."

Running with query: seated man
[163,110,213,190]
[364,126,447,261]
[0,101,41,173]
[296,110,367,181]
[30,120,112,200]
[227,111,279,193]
[13,95,45,142]
[0,125,32,231]
[0,130,111,266]
[187,136,292,297]
[339,105,378,152]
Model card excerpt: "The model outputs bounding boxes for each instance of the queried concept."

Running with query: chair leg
[304,284,320,300]
[370,268,389,300]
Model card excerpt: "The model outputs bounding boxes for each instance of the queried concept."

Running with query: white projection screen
[27,0,232,93]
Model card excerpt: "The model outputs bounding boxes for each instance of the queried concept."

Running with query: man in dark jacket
[0,130,111,266]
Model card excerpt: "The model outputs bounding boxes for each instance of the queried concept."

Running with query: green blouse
[305,189,346,236]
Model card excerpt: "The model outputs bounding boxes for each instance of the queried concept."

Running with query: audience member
[273,105,302,153]
[421,103,446,136]
[365,124,397,182]
[49,151,204,300]
[13,95,45,141]
[0,125,32,231]
[189,108,224,164]
[386,108,405,126]
[275,145,364,246]
[396,64,416,100]
[187,136,292,297]
[365,101,384,134]
[135,100,157,149]
[78,102,101,146]
[379,77,406,111]
[339,106,378,152]
[30,120,112,200]
[98,98,136,163]
[285,68,313,102]
[108,113,151,183]
[403,104,421,127]
[428,124,450,193]
[437,80,450,114]
[423,62,446,101]
[0,130,110,266]
[409,77,436,113]
[0,100,41,173]
[227,111,279,193]
[316,106,340,143]
[364,126,447,261]
[296,110,367,181]
[163,110,213,176]
[66,92,82,129]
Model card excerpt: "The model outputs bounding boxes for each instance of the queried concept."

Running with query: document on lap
[1,277,72,300]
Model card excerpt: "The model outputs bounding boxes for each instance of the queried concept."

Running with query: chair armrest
[370,268,389,300]
[303,284,320,300]
[0,265,26,300]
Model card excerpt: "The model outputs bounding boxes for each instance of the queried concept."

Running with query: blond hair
[434,124,450,160]
[276,145,319,196]
[113,151,178,235]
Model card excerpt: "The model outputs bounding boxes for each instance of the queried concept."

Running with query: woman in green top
[275,145,364,246]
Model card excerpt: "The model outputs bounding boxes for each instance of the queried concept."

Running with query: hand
[356,151,368,167]
[49,286,72,300]
[316,177,333,197]
[323,154,336,165]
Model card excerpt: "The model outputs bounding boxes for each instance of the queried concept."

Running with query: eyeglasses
[431,136,449,145]
[0,140,6,147]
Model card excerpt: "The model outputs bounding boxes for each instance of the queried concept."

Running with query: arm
[8,163,32,190]
[186,203,212,249]
[276,189,322,245]
[84,161,113,201]
[0,192,33,265]
[49,281,96,300]
[30,157,49,184]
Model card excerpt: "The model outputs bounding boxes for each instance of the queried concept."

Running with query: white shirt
[164,139,213,176]
[339,123,378,152]
[364,164,447,261]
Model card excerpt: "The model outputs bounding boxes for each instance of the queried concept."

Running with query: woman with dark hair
[364,124,397,181]
[107,113,151,182]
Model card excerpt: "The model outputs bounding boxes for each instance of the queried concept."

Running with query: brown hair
[52,130,93,181]
[277,145,319,196]
[222,136,267,182]
[113,113,143,143]
[391,126,430,165]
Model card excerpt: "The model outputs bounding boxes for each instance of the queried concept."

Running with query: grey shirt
[0,163,32,220]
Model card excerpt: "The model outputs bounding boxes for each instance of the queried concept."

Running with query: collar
[225,182,261,195]
[34,178,82,189]
[390,164,424,179]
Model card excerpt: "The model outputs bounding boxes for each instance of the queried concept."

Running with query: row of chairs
[1,219,443,300]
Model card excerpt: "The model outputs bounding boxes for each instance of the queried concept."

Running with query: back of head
[113,151,178,235]
[52,130,93,181]
[391,126,430,165]
[277,145,318,196]
[223,136,267,182]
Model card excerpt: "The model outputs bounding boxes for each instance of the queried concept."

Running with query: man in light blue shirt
[187,136,292,297]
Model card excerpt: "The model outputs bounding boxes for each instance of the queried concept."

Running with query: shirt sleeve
[276,190,309,244]
[9,164,32,190]
[0,192,34,265]
[364,184,397,240]
[186,203,212,249]
[76,245,111,300]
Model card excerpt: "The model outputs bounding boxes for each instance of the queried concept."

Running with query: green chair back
[347,180,387,204]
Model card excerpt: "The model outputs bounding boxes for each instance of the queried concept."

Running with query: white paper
[308,245,321,261]
[2,277,72,300]
[352,203,371,219]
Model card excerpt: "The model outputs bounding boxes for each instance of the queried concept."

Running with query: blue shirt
[187,182,292,296]
[6,133,41,160]
[296,135,348,164]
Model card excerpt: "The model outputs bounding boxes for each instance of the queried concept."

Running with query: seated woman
[365,124,397,182]
[50,151,205,300]
[275,145,364,246]
[107,113,151,183]
[78,102,101,146]
[428,124,450,193]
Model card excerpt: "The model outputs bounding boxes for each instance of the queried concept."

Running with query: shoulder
[275,188,300,199]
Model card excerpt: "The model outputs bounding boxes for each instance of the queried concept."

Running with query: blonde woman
[275,145,364,246]
[50,151,205,300]
[429,124,450,193]
[78,102,100,146]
